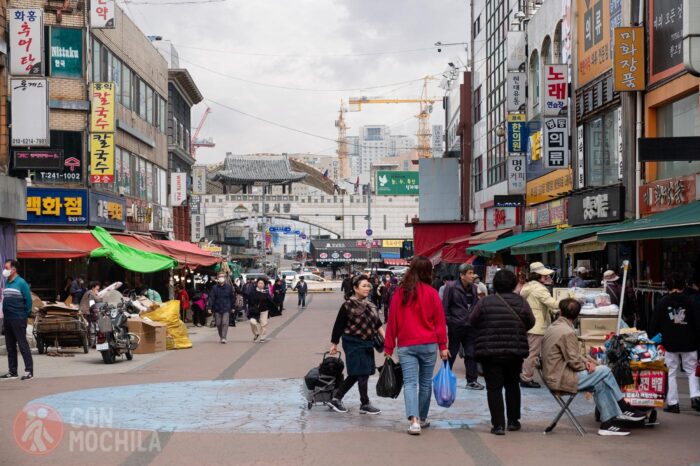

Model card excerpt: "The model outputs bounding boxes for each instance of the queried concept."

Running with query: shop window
[473,156,483,192]
[656,93,700,179]
[121,66,132,109]
[584,109,618,186]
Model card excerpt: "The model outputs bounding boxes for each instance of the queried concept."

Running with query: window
[473,156,483,192]
[129,152,137,197]
[159,168,167,205]
[473,15,481,38]
[159,97,167,133]
[145,162,153,202]
[92,39,101,81]
[172,116,178,145]
[146,86,153,124]
[138,80,147,120]
[366,128,382,140]
[105,49,113,84]
[530,52,540,112]
[474,85,482,121]
[179,122,184,148]
[656,93,700,179]
[584,109,619,186]
[184,129,190,153]
[121,66,132,109]
[138,158,147,199]
[112,57,121,99]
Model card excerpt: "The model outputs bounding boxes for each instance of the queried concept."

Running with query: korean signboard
[171,173,187,206]
[639,174,697,216]
[649,0,683,85]
[524,199,569,230]
[485,207,517,231]
[191,214,205,243]
[11,79,49,147]
[526,168,573,206]
[125,198,152,233]
[507,114,527,153]
[507,155,527,194]
[20,187,88,226]
[568,185,624,226]
[89,191,126,230]
[9,9,43,76]
[543,117,570,169]
[506,72,526,112]
[576,0,622,86]
[192,165,207,195]
[577,125,585,188]
[189,195,201,215]
[543,65,568,116]
[50,27,83,79]
[90,0,116,28]
[90,133,114,183]
[12,150,62,170]
[375,171,419,195]
[90,83,116,132]
[613,27,645,91]
[382,240,404,248]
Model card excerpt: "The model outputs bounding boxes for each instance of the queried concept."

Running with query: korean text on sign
[27,196,83,217]
[90,133,115,183]
[544,117,569,169]
[9,9,43,75]
[544,64,568,116]
[90,83,116,132]
[613,27,645,91]
[90,0,115,28]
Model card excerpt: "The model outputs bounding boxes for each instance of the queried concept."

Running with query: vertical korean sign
[90,83,115,132]
[11,79,49,147]
[506,72,526,112]
[9,9,44,76]
[648,0,683,85]
[171,173,187,206]
[507,114,527,153]
[90,83,115,183]
[50,27,83,78]
[543,117,570,168]
[90,0,116,28]
[191,166,207,195]
[613,27,645,91]
[543,64,568,116]
[507,154,526,194]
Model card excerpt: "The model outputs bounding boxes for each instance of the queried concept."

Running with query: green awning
[90,227,177,273]
[510,225,606,255]
[467,229,556,258]
[598,201,700,242]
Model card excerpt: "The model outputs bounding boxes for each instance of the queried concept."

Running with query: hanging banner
[543,64,568,116]
[9,9,44,76]
[506,72,526,112]
[507,114,528,153]
[89,133,114,183]
[192,165,207,195]
[90,82,116,132]
[613,27,645,91]
[577,125,585,188]
[11,78,49,147]
[507,155,527,194]
[543,117,570,168]
[648,0,683,85]
[50,27,83,79]
[171,172,187,206]
[90,0,116,29]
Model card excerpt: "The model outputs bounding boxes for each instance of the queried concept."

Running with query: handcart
[33,304,89,354]
[303,352,344,410]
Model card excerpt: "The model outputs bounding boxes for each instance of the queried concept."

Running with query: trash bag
[432,360,457,408]
[605,334,633,386]
[140,300,192,350]
[376,357,403,398]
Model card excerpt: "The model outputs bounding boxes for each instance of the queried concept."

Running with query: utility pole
[366,180,372,269]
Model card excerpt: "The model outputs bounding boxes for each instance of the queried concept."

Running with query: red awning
[441,236,473,264]
[113,234,220,269]
[384,258,409,266]
[17,231,101,259]
[468,228,512,245]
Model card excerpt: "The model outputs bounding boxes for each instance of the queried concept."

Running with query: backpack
[234,293,244,310]
[319,354,345,379]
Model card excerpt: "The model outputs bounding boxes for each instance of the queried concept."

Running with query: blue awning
[380,252,400,259]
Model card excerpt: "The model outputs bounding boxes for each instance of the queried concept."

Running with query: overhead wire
[170,43,438,58]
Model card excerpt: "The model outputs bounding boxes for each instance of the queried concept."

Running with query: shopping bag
[376,357,403,398]
[432,360,457,408]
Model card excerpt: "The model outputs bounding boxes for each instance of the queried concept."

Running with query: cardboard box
[127,318,167,354]
[579,317,618,337]
[579,335,607,356]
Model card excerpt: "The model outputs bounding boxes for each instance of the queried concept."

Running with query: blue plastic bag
[432,360,457,408]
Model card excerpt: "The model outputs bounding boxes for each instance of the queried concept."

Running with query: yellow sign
[530,130,541,161]
[90,132,115,183]
[90,82,115,132]
[27,196,83,217]
[613,27,645,91]
[526,168,573,206]
[577,0,613,86]
[382,239,404,248]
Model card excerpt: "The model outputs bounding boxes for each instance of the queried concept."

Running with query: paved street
[1,292,699,466]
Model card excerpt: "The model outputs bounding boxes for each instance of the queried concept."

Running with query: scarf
[345,296,380,339]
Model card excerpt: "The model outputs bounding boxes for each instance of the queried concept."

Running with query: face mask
[217,278,225,284]
[2,269,11,278]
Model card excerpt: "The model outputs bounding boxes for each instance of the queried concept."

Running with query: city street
[1,292,699,466]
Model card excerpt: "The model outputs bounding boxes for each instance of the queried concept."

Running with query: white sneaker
[221,338,226,344]
[408,422,421,435]
[259,338,266,343]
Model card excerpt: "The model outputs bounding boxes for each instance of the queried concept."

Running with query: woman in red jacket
[176,284,190,323]
[384,256,448,435]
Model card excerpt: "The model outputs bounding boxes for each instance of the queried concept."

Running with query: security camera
[435,41,442,53]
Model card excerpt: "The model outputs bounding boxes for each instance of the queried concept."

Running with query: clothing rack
[633,283,668,331]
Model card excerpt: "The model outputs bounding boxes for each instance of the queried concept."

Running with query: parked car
[279,270,297,286]
[363,268,396,277]
[291,273,340,292]
[241,272,271,284]
[301,266,321,275]
[291,262,303,271]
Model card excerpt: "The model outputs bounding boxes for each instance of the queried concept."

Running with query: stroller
[304,352,345,410]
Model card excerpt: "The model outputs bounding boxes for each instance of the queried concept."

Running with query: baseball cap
[530,262,554,276]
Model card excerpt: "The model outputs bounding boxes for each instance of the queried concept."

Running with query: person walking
[207,272,236,344]
[1,259,34,380]
[294,276,308,308]
[442,263,484,390]
[519,262,559,388]
[190,290,209,327]
[650,273,700,413]
[272,278,286,316]
[470,269,535,435]
[328,274,384,415]
[381,277,399,323]
[248,278,276,342]
[341,272,355,297]
[79,281,102,346]
[384,256,448,435]
[176,284,190,323]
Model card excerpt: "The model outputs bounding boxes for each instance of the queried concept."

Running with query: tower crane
[335,100,350,179]
[190,107,216,158]
[348,76,439,159]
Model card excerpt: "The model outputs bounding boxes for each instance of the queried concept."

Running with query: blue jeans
[577,365,623,423]
[397,343,438,421]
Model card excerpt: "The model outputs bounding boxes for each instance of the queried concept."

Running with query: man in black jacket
[650,273,700,413]
[207,273,236,344]
[442,263,484,390]
[294,277,308,308]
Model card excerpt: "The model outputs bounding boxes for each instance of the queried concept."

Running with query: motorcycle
[95,300,140,364]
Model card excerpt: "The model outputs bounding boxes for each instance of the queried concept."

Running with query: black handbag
[372,331,384,352]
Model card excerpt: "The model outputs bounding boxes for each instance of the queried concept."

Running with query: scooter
[95,301,140,364]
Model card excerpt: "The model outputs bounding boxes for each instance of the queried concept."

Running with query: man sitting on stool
[541,298,646,436]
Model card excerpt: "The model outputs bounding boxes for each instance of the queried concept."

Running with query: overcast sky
[119,0,469,166]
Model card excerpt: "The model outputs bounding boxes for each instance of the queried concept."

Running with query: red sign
[639,175,697,216]
[622,369,667,408]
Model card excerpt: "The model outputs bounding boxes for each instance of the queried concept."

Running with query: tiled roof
[212,155,307,184]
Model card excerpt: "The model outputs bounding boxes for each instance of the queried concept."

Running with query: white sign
[170,172,187,206]
[543,64,568,116]
[617,107,623,180]
[577,125,585,188]
[9,9,44,76]
[161,206,173,233]
[90,0,115,28]
[507,154,526,194]
[583,194,609,220]
[506,72,526,112]
[485,206,517,230]
[543,117,570,169]
[191,214,205,243]
[192,165,207,195]
[11,78,49,147]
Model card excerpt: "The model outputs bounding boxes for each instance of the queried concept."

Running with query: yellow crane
[335,100,350,179]
[348,76,439,159]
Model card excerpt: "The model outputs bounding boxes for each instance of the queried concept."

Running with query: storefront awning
[467,229,556,258]
[90,227,177,273]
[441,236,473,264]
[17,231,101,259]
[112,235,220,269]
[597,201,700,242]
[510,225,608,255]
[563,236,607,254]
[468,228,513,245]
[384,258,409,266]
